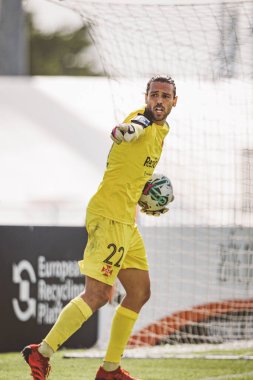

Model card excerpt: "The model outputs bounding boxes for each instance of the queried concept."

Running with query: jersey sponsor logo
[144,156,159,168]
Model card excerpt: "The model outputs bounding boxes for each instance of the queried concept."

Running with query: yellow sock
[44,297,92,352]
[104,305,138,363]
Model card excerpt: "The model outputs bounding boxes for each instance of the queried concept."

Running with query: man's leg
[40,276,111,353]
[103,268,150,368]
[118,268,151,312]
[23,276,112,380]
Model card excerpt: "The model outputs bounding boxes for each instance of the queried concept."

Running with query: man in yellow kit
[22,75,178,380]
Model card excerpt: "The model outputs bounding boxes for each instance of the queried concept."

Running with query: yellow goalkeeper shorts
[78,210,148,285]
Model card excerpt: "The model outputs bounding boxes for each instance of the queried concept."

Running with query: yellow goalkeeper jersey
[87,107,170,224]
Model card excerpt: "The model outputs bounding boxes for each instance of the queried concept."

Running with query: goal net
[49,0,253,350]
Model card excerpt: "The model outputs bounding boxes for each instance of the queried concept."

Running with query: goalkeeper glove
[140,207,169,217]
[110,124,126,144]
[110,113,152,144]
[140,195,174,217]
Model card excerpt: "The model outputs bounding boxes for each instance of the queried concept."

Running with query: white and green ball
[138,173,174,211]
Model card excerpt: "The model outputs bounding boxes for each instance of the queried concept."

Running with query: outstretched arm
[110,113,152,144]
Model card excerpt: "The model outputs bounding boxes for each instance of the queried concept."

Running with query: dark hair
[146,75,176,97]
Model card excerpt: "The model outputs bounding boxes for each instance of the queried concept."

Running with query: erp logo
[11,256,84,325]
[12,260,36,321]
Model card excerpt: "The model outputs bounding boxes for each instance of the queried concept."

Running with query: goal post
[48,0,253,349]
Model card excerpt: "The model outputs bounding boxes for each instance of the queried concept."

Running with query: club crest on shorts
[101,264,113,277]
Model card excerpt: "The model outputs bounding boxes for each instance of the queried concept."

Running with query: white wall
[0,77,114,225]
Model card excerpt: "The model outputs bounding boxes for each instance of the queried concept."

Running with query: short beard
[143,107,155,122]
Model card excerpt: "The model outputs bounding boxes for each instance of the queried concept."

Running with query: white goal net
[48,0,253,350]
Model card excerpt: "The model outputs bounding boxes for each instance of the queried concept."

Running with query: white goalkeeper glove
[110,114,152,144]
[140,207,169,217]
[140,195,174,217]
[110,124,126,144]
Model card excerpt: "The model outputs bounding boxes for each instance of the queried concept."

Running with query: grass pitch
[1,348,253,380]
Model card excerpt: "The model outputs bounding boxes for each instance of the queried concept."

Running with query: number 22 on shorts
[103,243,125,268]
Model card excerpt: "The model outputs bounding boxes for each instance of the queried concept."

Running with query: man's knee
[80,277,112,311]
[129,285,151,306]
[141,286,151,305]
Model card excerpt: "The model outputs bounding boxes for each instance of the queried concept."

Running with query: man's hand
[140,207,169,217]
[110,123,145,144]
[139,195,174,217]
[110,124,126,144]
[110,114,152,144]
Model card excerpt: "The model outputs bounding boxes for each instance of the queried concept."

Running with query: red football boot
[22,344,51,379]
[95,365,141,380]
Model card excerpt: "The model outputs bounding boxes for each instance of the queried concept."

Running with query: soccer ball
[138,173,174,211]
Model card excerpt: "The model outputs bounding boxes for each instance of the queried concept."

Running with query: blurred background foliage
[27,12,101,76]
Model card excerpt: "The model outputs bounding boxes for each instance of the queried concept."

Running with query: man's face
[145,81,177,125]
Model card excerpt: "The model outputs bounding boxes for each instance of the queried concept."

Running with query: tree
[27,13,101,76]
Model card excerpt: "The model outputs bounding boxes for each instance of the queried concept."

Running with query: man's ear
[173,96,178,107]
[145,93,148,104]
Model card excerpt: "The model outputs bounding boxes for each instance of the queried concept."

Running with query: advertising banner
[0,226,98,352]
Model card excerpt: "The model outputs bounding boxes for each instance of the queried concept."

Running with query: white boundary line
[64,340,253,359]
[199,372,253,380]
[64,352,253,360]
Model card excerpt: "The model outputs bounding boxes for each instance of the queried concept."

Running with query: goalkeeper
[22,75,178,380]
